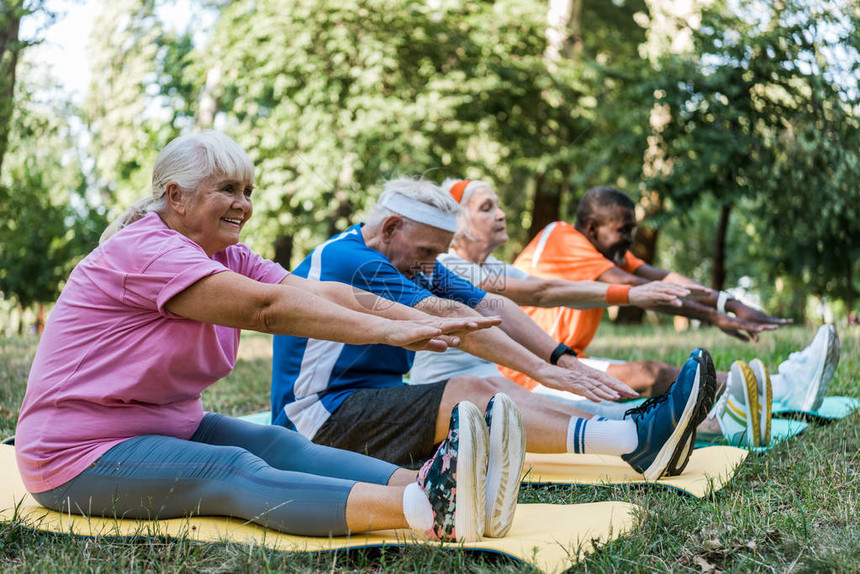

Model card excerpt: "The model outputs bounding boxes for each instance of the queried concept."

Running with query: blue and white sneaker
[416,401,488,542]
[665,348,716,474]
[623,351,716,480]
[483,393,526,538]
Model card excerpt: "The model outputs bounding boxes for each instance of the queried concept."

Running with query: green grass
[1,324,858,572]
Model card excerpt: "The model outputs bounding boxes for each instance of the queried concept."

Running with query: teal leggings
[32,413,399,536]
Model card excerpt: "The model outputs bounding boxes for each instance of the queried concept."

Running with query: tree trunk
[328,152,356,236]
[0,1,23,177]
[273,234,294,270]
[15,303,24,336]
[545,0,582,68]
[196,62,221,129]
[569,0,583,56]
[615,225,661,324]
[36,303,45,335]
[847,254,854,318]
[527,174,565,242]
[711,203,731,290]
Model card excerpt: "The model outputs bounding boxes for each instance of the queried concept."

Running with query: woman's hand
[380,315,502,352]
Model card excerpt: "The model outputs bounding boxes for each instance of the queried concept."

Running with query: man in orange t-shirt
[500,186,790,393]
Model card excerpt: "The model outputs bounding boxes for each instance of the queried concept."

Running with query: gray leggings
[32,413,399,536]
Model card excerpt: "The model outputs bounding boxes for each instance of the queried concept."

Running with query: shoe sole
[665,433,695,476]
[484,393,526,538]
[453,402,488,543]
[665,350,708,475]
[803,326,840,412]
[733,361,762,447]
[659,352,717,479]
[749,359,772,446]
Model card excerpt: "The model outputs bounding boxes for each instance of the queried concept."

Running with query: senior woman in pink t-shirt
[14,131,516,543]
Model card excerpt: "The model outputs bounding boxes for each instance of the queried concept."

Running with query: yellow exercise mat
[522,445,747,498]
[0,446,637,573]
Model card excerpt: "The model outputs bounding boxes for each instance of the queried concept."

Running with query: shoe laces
[624,391,670,419]
[707,374,733,420]
[785,349,808,365]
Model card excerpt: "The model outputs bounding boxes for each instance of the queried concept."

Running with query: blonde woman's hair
[365,176,460,229]
[99,131,255,243]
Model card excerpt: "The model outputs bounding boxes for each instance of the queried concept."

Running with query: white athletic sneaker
[708,361,768,447]
[748,359,773,445]
[482,393,526,538]
[705,360,773,448]
[774,325,840,412]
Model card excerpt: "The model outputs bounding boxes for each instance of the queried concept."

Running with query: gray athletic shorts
[312,381,448,468]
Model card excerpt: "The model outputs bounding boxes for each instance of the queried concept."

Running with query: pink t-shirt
[15,212,289,493]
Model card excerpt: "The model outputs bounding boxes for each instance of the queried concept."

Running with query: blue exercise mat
[239,411,271,425]
[694,418,808,451]
[772,396,860,423]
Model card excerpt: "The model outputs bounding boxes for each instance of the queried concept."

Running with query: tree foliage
[0,65,106,310]
[201,0,652,261]
[6,0,859,321]
[644,0,860,311]
[0,0,50,177]
[86,0,196,213]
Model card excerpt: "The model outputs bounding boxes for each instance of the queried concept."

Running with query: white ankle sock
[567,417,639,455]
[770,373,788,401]
[402,482,434,533]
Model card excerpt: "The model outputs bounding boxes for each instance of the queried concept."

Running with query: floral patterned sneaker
[416,401,488,542]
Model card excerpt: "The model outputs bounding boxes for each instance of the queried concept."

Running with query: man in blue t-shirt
[271,177,715,483]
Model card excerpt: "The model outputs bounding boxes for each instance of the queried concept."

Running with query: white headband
[379,193,458,233]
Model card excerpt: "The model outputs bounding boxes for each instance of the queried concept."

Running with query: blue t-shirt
[271,224,487,438]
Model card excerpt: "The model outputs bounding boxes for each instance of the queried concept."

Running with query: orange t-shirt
[498,221,644,389]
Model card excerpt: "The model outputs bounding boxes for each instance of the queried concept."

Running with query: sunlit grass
[1,323,858,572]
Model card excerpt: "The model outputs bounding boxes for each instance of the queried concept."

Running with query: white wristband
[717,290,734,314]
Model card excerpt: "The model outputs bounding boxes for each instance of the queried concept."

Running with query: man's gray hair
[365,176,461,229]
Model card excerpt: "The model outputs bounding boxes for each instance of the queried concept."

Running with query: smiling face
[463,186,508,250]
[587,204,637,265]
[176,173,255,256]
[383,217,454,278]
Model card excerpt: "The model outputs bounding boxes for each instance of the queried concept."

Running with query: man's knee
[637,360,678,395]
[609,360,677,396]
[444,375,499,404]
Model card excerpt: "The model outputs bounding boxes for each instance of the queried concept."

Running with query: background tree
[6,0,857,329]
[85,0,196,216]
[0,0,49,177]
[640,0,860,319]
[202,0,652,265]
[0,63,106,332]
[526,0,651,240]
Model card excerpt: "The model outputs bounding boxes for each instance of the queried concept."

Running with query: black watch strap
[550,342,577,365]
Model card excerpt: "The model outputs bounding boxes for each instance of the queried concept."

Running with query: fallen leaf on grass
[695,555,721,573]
